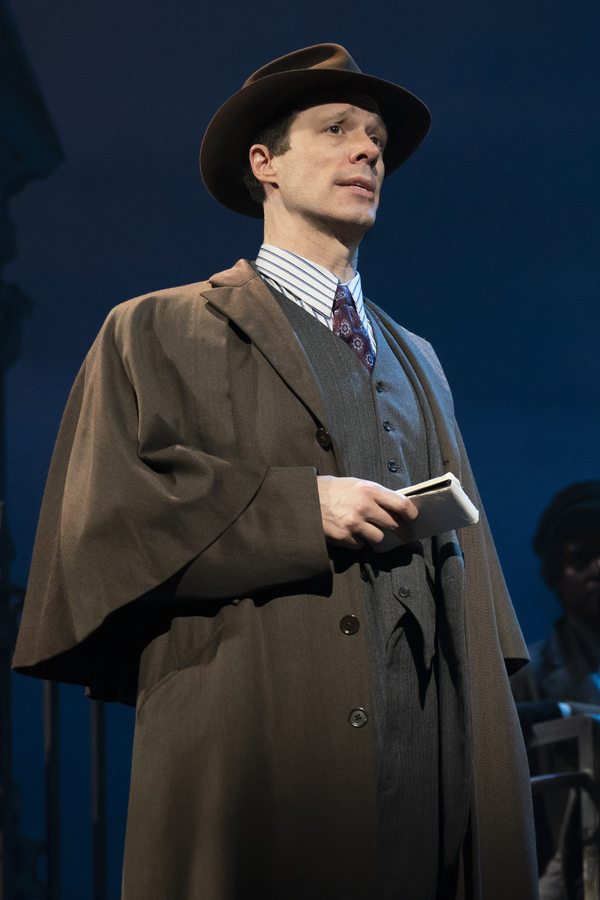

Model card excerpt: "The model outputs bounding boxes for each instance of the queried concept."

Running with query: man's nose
[350,134,381,165]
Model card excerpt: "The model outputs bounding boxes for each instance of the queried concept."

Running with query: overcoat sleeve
[13,278,331,699]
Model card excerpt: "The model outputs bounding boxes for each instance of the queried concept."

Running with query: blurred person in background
[512,480,600,900]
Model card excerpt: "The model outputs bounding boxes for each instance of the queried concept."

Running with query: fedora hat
[200,43,431,218]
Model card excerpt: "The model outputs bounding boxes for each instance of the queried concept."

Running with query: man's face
[556,532,600,627]
[262,102,387,239]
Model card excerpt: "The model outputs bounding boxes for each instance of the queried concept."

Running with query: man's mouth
[336,177,375,198]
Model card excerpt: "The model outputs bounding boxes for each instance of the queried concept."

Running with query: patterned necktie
[332,284,375,372]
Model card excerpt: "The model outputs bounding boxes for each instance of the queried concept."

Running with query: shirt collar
[255,243,365,322]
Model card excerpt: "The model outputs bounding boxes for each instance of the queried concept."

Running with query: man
[512,480,600,708]
[13,45,537,899]
[512,481,600,897]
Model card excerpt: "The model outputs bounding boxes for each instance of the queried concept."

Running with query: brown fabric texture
[14,260,538,898]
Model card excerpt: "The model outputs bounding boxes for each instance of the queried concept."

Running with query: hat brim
[200,68,431,218]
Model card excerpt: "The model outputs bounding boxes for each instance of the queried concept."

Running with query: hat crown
[243,44,362,89]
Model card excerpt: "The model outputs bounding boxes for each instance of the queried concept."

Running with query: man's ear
[249,144,279,187]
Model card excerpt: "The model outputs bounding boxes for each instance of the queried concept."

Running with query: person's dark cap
[199,43,431,218]
[533,480,600,588]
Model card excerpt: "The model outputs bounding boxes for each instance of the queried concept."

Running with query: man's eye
[327,124,341,134]
[370,136,383,148]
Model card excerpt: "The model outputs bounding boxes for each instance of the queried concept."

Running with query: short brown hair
[242,111,298,204]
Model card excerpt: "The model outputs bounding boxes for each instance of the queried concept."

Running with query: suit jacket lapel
[204,260,330,430]
[365,300,463,478]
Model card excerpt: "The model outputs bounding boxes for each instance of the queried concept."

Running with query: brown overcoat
[13,260,538,899]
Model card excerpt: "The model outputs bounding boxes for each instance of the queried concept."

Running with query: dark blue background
[5,0,600,896]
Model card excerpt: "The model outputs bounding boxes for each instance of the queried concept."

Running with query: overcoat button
[388,460,398,473]
[375,380,385,393]
[359,565,370,583]
[316,427,332,449]
[399,586,411,598]
[340,615,360,635]
[349,708,368,728]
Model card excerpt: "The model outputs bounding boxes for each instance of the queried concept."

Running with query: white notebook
[372,473,479,553]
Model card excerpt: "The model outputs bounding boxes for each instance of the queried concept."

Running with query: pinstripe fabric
[270,290,441,898]
[255,243,376,349]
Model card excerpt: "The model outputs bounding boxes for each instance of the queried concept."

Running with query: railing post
[44,681,60,900]
[91,700,107,900]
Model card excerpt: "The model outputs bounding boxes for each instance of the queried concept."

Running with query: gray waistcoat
[271,290,444,899]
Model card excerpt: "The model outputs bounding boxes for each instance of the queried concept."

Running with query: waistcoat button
[316,427,332,449]
[382,420,393,432]
[359,565,370,583]
[399,586,411,598]
[340,615,360,635]
[388,460,398,472]
[375,380,385,393]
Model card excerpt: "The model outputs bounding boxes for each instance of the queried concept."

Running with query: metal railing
[43,684,108,900]
[0,523,109,900]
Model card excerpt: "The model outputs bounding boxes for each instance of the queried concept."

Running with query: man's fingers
[317,475,419,547]
[378,490,418,522]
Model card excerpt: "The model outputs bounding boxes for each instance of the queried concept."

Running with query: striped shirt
[255,244,376,349]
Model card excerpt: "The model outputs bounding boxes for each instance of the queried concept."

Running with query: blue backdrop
[5,0,600,896]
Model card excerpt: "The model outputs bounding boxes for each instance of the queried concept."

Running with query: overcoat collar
[204,260,330,432]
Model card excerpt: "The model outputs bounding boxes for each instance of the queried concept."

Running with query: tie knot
[333,283,353,311]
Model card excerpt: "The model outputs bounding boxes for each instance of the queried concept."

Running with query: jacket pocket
[136,613,226,716]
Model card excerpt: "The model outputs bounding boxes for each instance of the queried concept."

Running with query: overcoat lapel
[205,261,331,433]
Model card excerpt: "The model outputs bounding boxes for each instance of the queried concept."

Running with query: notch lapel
[203,260,330,431]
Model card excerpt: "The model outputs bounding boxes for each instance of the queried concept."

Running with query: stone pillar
[0,2,63,896]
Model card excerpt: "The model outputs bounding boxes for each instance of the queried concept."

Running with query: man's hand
[317,475,418,549]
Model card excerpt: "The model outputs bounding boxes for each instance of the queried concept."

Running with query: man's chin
[326,210,377,242]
